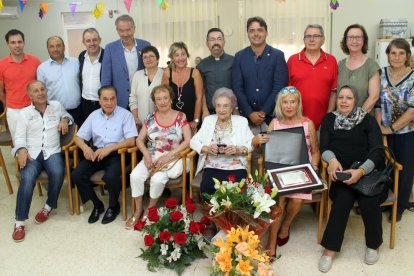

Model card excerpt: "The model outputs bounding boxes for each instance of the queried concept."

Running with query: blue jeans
[15,152,65,221]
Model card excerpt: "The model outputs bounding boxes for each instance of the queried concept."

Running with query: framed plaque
[267,164,323,196]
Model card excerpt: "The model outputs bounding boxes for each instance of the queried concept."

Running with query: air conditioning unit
[0,6,19,19]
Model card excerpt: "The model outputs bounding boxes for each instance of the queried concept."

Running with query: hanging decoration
[330,0,339,10]
[38,3,48,19]
[0,0,3,11]
[275,0,286,3]
[18,0,27,12]
[124,0,132,13]
[157,0,168,11]
[69,2,77,16]
[93,3,106,19]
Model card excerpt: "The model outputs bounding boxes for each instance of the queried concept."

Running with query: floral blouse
[144,111,188,159]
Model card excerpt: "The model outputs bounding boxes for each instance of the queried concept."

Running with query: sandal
[125,212,142,230]
[407,202,414,212]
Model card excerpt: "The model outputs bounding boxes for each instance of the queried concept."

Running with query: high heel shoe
[277,230,290,247]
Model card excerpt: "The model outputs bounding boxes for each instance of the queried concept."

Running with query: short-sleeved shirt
[377,67,414,134]
[197,53,234,110]
[144,111,188,159]
[77,106,137,148]
[288,49,338,129]
[338,57,380,107]
[0,54,41,108]
[37,56,81,110]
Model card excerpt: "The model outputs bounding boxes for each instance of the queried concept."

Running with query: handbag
[350,145,395,197]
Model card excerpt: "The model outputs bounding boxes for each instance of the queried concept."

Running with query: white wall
[0,0,414,61]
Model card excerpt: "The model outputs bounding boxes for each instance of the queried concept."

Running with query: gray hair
[304,24,324,36]
[82,28,101,41]
[115,14,135,28]
[212,88,238,109]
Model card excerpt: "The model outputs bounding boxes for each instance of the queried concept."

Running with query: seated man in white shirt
[12,80,73,242]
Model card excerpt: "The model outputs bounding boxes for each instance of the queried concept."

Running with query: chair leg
[390,202,397,249]
[67,178,74,215]
[36,182,43,196]
[75,186,80,215]
[0,149,13,194]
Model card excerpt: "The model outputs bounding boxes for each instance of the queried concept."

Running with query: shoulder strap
[367,145,395,175]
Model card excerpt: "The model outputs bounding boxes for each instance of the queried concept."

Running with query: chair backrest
[264,126,309,170]
[61,124,78,148]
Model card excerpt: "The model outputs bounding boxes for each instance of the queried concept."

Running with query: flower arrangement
[211,225,275,276]
[135,197,209,275]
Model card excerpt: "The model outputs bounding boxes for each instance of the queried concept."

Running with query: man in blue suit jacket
[101,14,150,109]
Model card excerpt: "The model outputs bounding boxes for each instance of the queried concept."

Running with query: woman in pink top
[258,86,320,258]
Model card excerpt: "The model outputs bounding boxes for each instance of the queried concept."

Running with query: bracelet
[389,125,395,133]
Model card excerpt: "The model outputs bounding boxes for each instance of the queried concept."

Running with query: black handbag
[350,145,395,197]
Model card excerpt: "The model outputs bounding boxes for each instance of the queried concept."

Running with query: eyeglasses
[207,37,224,42]
[346,35,363,42]
[304,34,323,40]
[143,55,157,60]
[280,87,298,94]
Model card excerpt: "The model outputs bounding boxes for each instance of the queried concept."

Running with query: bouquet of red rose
[135,197,209,275]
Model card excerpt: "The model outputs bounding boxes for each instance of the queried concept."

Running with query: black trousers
[201,168,246,197]
[71,153,121,208]
[80,98,100,126]
[67,105,83,127]
[321,181,383,252]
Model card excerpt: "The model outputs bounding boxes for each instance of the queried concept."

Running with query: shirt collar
[211,52,226,61]
[49,56,69,65]
[99,105,118,118]
[6,53,28,63]
[84,48,102,61]
[121,39,137,49]
[298,48,328,62]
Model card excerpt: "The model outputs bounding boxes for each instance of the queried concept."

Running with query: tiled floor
[0,145,413,275]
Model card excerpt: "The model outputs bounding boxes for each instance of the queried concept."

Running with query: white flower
[220,196,232,208]
[213,178,221,189]
[209,197,220,214]
[196,235,206,249]
[160,243,169,255]
[167,247,181,262]
[252,193,276,219]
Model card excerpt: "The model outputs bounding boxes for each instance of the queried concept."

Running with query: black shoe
[88,204,105,224]
[388,211,402,223]
[101,205,120,224]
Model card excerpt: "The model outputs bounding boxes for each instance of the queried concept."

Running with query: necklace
[175,67,187,110]
[215,119,232,144]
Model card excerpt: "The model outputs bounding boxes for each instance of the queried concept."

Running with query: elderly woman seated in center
[190,88,256,196]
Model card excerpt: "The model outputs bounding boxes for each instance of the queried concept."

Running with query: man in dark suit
[101,14,150,109]
[78,28,104,125]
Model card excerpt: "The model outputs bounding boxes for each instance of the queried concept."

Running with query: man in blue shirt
[71,85,137,224]
[232,16,288,129]
[37,36,82,125]
[101,14,150,109]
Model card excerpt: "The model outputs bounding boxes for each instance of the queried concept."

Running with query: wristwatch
[194,118,200,124]
[241,148,248,155]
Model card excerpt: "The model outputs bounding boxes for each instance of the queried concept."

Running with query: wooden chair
[258,155,327,243]
[128,147,190,214]
[323,137,403,249]
[188,150,253,201]
[0,108,13,194]
[72,146,131,220]
[15,124,78,215]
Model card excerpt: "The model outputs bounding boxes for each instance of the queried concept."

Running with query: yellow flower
[236,259,254,275]
[215,251,233,272]
[235,241,249,256]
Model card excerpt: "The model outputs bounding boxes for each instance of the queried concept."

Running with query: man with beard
[197,28,234,117]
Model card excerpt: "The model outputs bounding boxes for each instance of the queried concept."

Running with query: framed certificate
[267,164,324,195]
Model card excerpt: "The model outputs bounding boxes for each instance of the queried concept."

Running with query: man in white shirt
[78,28,104,125]
[12,80,73,242]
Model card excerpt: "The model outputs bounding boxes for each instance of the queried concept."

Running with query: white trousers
[130,159,183,198]
[6,107,21,144]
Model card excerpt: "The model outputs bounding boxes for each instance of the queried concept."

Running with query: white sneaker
[364,248,379,265]
[318,255,333,273]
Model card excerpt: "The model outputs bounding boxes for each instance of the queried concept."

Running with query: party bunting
[157,0,168,11]
[18,0,27,12]
[330,0,339,10]
[124,0,132,13]
[93,3,106,19]
[0,0,3,11]
[38,3,48,19]
[69,2,77,16]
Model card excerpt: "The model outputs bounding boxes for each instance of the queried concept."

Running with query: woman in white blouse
[129,46,164,128]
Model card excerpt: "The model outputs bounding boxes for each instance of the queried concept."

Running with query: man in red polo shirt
[0,29,41,141]
[287,24,338,130]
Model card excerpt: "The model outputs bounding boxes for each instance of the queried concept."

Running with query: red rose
[264,186,272,194]
[186,197,194,204]
[185,202,196,214]
[144,234,155,246]
[165,198,177,209]
[147,206,158,213]
[147,208,159,222]
[173,232,187,245]
[189,221,200,234]
[159,230,172,242]
[227,174,236,182]
[170,211,183,222]
[198,222,206,234]
[134,220,146,231]
[200,215,211,225]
